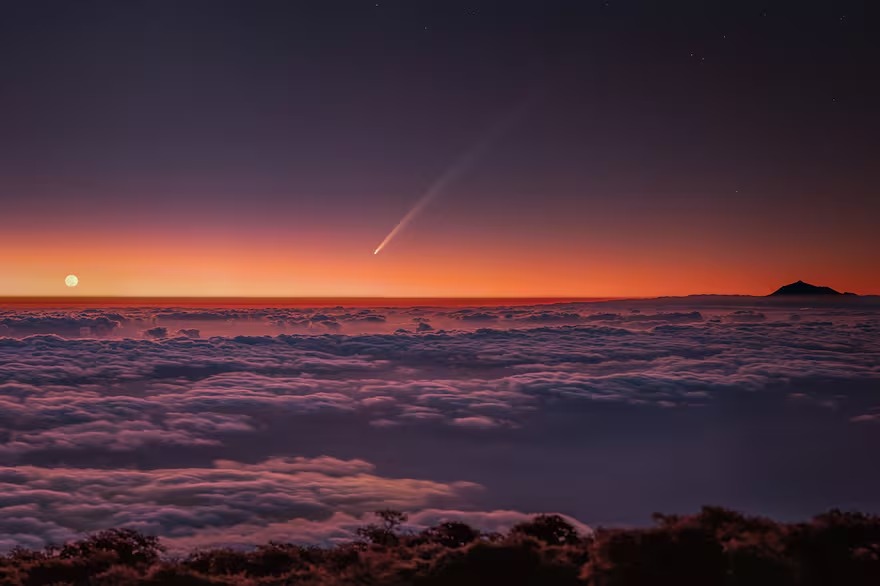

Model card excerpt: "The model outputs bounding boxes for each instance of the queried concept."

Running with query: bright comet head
[65,274,79,288]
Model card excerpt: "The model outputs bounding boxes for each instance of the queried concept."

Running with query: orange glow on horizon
[2,225,878,298]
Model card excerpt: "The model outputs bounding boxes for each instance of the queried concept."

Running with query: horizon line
[0,295,630,299]
[0,292,873,305]
[0,293,784,308]
[0,295,640,308]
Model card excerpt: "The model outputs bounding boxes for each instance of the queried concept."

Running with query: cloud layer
[0,299,879,549]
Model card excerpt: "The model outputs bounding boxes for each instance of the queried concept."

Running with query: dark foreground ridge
[2,507,879,585]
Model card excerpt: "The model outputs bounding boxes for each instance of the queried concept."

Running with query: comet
[373,97,534,255]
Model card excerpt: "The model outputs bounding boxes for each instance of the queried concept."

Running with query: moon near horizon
[65,274,79,288]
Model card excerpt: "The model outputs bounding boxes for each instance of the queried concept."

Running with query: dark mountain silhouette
[769,280,843,296]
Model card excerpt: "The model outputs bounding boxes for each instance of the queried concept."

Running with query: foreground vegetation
[2,507,879,585]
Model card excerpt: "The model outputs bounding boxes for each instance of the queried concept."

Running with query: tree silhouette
[421,521,481,548]
[2,508,880,585]
[511,514,582,545]
[59,528,163,566]
[356,509,409,546]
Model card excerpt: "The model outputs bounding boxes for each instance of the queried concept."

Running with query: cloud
[0,313,123,336]
[0,300,878,549]
[851,410,880,423]
[160,508,587,553]
[0,307,877,462]
[450,416,507,429]
[725,310,767,322]
[447,310,499,322]
[0,456,481,551]
[144,327,169,339]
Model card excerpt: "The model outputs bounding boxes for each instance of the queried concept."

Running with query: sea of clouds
[1,297,879,551]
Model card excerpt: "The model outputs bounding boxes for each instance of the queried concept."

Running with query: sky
[1,0,878,297]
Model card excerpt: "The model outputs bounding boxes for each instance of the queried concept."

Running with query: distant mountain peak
[769,280,843,296]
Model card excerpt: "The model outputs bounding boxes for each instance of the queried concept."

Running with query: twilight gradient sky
[1,0,878,297]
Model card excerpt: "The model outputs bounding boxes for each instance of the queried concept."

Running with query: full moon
[65,274,79,288]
